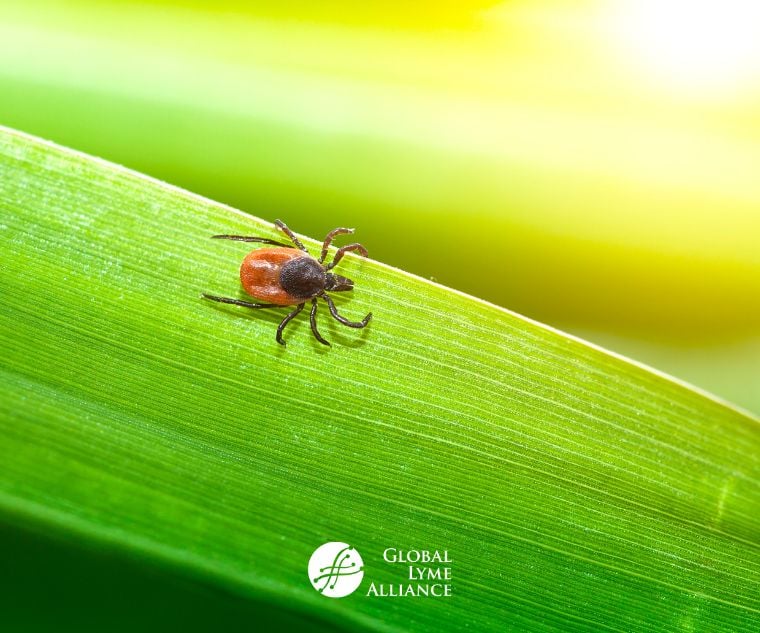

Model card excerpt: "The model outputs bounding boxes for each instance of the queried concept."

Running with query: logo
[308,542,364,598]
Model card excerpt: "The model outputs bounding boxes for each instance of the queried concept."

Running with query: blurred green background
[1,1,759,630]
[1,0,758,413]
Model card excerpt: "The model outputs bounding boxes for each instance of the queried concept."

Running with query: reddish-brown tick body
[203,219,372,346]
[240,247,319,306]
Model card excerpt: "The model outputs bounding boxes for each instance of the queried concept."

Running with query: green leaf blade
[0,126,758,632]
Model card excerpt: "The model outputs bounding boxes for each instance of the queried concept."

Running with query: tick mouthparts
[326,273,354,292]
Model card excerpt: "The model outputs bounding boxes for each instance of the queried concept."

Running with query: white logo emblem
[308,542,364,598]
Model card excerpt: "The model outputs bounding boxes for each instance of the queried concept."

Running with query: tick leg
[211,235,293,247]
[202,294,280,309]
[276,302,305,345]
[309,298,330,346]
[322,293,372,328]
[319,227,354,263]
[326,243,368,270]
[274,219,308,252]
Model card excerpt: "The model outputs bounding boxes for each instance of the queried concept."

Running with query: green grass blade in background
[0,125,759,631]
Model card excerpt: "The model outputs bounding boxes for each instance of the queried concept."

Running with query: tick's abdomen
[239,248,325,305]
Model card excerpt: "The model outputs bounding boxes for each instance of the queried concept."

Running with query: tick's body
[241,247,314,305]
[203,220,371,346]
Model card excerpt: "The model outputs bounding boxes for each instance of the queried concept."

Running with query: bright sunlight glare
[611,0,760,95]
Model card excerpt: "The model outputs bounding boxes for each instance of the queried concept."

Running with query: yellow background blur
[1,0,758,412]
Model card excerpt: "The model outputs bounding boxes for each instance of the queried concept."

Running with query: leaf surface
[0,126,758,631]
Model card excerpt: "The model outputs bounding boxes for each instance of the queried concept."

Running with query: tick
[202,219,372,346]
